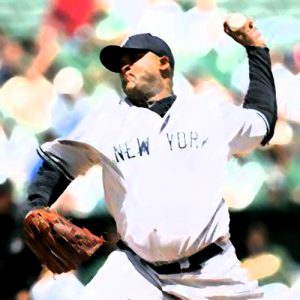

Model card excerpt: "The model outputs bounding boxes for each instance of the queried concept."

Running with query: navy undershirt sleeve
[19,161,71,219]
[244,46,277,145]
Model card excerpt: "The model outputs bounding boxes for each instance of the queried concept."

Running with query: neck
[145,77,173,103]
[127,81,173,107]
[146,87,173,104]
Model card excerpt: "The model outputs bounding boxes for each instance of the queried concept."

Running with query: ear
[159,56,170,71]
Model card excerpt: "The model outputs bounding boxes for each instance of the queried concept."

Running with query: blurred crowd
[1,0,300,299]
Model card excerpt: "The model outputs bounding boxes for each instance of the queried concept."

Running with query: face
[119,51,165,104]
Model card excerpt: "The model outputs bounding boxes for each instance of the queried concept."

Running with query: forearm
[223,14,277,145]
[243,46,277,145]
[19,161,72,219]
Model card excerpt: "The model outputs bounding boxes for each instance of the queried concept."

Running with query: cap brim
[99,45,148,73]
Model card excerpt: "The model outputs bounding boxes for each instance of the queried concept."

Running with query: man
[21,15,277,299]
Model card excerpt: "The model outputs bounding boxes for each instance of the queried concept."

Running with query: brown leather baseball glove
[23,208,105,274]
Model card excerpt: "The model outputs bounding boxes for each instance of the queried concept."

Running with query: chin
[123,83,134,94]
[125,86,140,98]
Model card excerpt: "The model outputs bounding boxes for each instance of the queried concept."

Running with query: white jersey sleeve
[221,103,268,157]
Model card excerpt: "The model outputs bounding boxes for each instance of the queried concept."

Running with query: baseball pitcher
[21,14,277,299]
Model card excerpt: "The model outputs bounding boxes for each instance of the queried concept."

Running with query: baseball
[227,13,247,32]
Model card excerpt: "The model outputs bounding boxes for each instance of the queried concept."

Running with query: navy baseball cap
[99,33,175,73]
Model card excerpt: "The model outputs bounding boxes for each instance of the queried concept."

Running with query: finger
[223,21,230,30]
[223,25,232,35]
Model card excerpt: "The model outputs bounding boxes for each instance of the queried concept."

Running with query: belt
[117,240,223,275]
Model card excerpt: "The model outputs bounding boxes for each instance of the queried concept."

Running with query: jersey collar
[126,94,177,118]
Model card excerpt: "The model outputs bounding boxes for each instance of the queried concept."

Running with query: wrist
[246,46,269,52]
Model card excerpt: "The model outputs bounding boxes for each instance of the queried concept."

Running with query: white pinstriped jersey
[40,94,267,263]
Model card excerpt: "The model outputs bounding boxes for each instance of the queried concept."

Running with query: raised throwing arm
[224,14,277,146]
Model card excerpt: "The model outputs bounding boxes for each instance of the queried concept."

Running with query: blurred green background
[1,0,300,299]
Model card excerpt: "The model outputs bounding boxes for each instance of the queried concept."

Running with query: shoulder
[221,102,265,122]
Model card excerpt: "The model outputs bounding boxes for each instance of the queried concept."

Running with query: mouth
[123,73,134,83]
[121,76,136,91]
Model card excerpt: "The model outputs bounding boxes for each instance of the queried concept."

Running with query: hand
[23,208,105,274]
[224,14,266,48]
